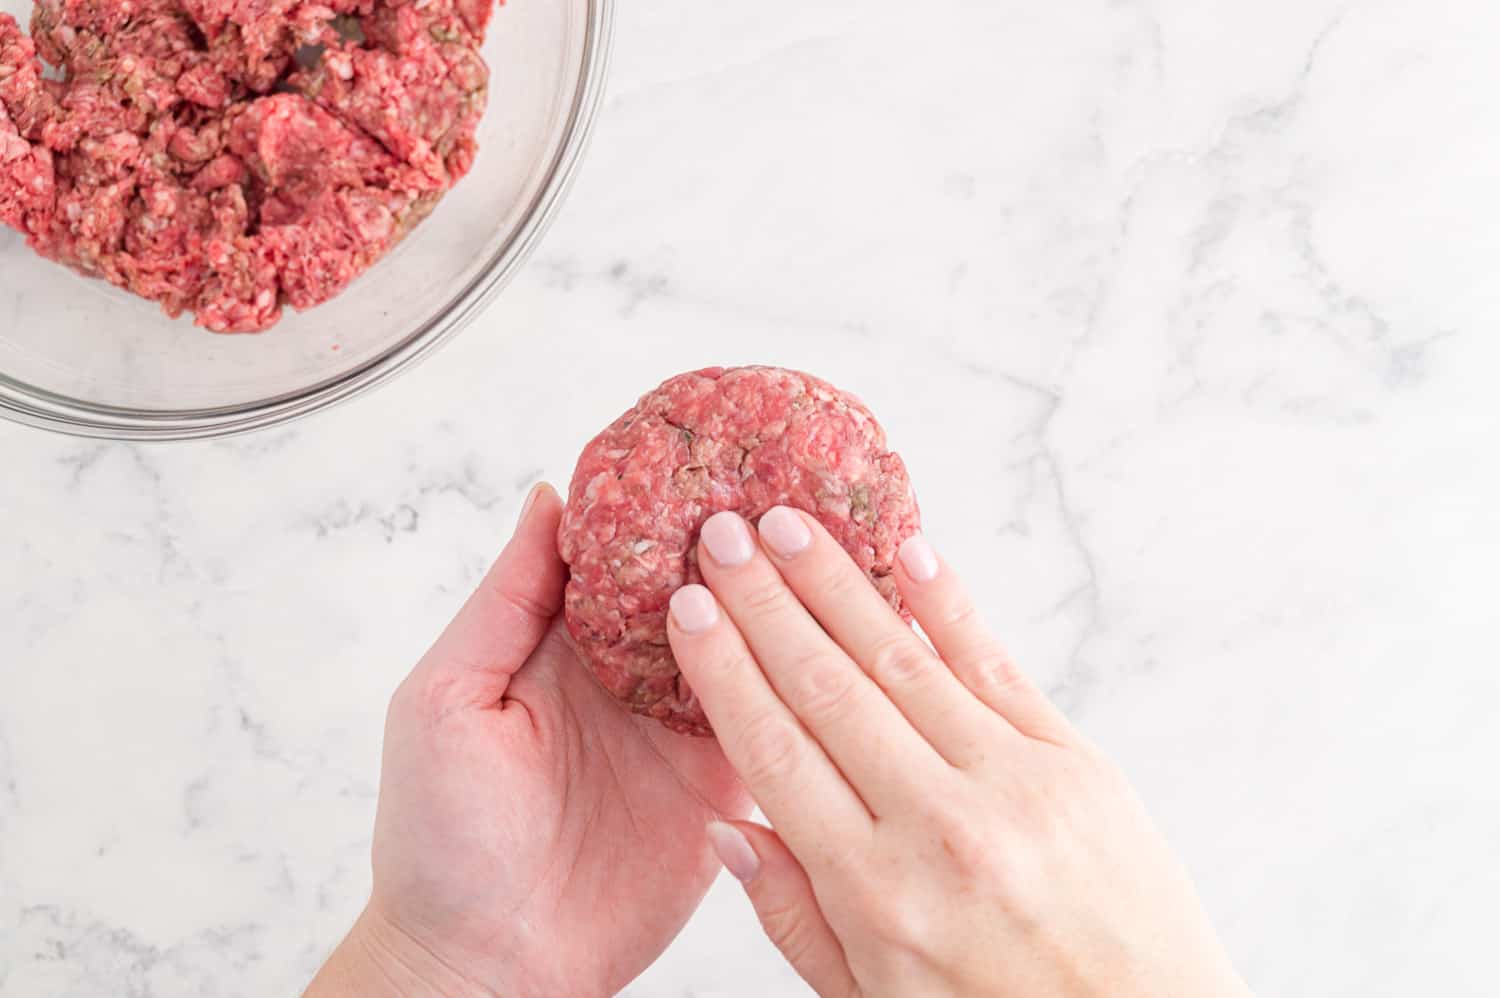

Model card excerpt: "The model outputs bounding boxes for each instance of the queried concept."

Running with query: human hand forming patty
[666,507,1254,998]
[309,366,1250,997]
[306,484,750,998]
[308,491,1251,997]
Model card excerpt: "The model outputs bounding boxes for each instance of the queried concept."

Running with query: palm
[373,622,749,998]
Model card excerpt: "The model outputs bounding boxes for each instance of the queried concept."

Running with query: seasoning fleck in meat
[0,0,501,332]
[558,366,922,737]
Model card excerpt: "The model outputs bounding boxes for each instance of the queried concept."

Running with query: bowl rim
[0,0,614,441]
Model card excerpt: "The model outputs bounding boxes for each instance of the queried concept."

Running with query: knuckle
[1014,750,1114,833]
[816,561,866,604]
[485,577,560,623]
[739,578,795,621]
[793,659,862,724]
[864,898,933,952]
[966,649,1028,698]
[928,806,994,876]
[505,588,557,623]
[868,633,937,689]
[737,712,805,787]
[696,640,751,680]
[756,898,822,967]
[705,649,748,681]
[939,597,983,632]
[979,847,1046,923]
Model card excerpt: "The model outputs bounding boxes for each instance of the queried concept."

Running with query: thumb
[411,482,567,710]
[707,821,858,998]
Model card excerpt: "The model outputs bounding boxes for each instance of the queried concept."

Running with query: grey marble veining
[4,1,1499,995]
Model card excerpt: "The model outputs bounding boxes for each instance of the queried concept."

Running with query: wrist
[308,904,498,998]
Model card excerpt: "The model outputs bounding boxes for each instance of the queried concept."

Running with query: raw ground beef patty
[558,366,921,737]
[0,0,498,331]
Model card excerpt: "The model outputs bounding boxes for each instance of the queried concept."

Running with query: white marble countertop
[4,1,1499,994]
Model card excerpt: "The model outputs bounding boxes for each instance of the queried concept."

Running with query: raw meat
[559,366,921,737]
[0,0,498,331]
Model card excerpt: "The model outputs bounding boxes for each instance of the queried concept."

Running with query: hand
[666,508,1253,998]
[308,485,751,998]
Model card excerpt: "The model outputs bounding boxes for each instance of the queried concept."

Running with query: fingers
[667,583,873,854]
[410,484,567,713]
[694,512,948,813]
[756,506,1007,766]
[707,821,858,998]
[895,534,1073,743]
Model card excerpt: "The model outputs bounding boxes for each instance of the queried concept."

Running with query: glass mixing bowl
[0,0,611,439]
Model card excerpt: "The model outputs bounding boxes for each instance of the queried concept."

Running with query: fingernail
[758,506,811,560]
[899,534,940,583]
[707,822,761,883]
[700,511,755,567]
[671,585,720,634]
[520,482,553,520]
